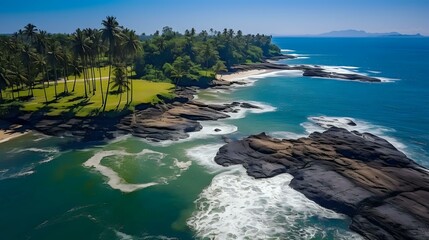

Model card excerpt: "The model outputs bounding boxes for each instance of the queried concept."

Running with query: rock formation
[215,127,429,240]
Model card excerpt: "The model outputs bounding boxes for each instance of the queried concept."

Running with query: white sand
[0,130,27,143]
[0,125,28,143]
[217,70,272,81]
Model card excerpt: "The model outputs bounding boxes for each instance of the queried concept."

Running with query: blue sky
[1,0,428,35]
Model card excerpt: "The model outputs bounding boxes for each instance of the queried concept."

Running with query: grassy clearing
[2,79,174,117]
[67,66,134,80]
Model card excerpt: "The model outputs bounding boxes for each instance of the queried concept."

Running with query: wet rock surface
[215,127,429,240]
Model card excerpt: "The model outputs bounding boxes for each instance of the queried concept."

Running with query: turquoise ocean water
[1,37,428,239]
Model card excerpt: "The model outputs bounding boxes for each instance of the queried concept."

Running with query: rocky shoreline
[0,54,384,142]
[1,54,422,239]
[1,87,264,142]
[214,127,429,240]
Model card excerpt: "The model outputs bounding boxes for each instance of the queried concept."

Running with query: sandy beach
[217,69,273,81]
[0,125,28,143]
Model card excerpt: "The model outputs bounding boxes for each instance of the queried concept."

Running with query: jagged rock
[215,127,429,240]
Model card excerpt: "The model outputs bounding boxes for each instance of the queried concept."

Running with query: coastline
[0,57,384,143]
[214,128,429,240]
[217,69,275,82]
[0,124,28,144]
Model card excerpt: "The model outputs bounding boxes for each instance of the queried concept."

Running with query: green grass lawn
[2,78,174,117]
[67,66,134,80]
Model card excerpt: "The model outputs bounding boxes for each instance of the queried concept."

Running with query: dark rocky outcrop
[215,127,429,240]
[231,62,382,82]
[3,87,257,142]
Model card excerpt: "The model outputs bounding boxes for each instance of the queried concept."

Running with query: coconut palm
[101,16,122,111]
[84,28,98,93]
[111,65,129,108]
[121,28,141,103]
[92,30,106,102]
[71,28,92,98]
[32,53,49,102]
[213,60,227,79]
[22,23,38,45]
[0,63,12,101]
[21,44,37,96]
[47,41,64,99]
[70,60,82,92]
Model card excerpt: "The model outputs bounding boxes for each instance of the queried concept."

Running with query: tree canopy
[0,17,281,115]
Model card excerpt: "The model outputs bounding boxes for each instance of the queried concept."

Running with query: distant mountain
[317,30,423,37]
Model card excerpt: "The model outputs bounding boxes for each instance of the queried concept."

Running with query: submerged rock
[214,127,429,240]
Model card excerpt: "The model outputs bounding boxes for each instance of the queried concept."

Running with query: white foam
[115,231,133,240]
[13,147,59,154]
[320,65,360,75]
[303,116,407,153]
[367,70,381,74]
[230,101,277,119]
[377,77,399,83]
[84,150,159,193]
[83,148,192,192]
[186,144,226,173]
[39,156,55,164]
[149,121,238,147]
[223,70,304,89]
[269,131,307,140]
[281,49,295,52]
[173,159,192,170]
[32,133,51,142]
[188,168,362,240]
[0,167,35,180]
[289,53,310,59]
[248,70,303,79]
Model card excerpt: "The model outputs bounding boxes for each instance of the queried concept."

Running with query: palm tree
[70,60,82,92]
[10,62,28,99]
[92,30,106,102]
[121,28,141,103]
[47,41,64,99]
[61,48,71,94]
[71,28,92,98]
[0,63,11,101]
[22,23,38,45]
[32,53,49,102]
[84,28,98,93]
[35,30,48,54]
[101,16,122,111]
[21,44,37,96]
[111,64,129,108]
[213,60,227,79]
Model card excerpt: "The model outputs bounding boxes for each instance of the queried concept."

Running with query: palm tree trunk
[102,62,112,111]
[130,78,133,103]
[91,58,96,92]
[54,63,58,99]
[72,74,77,92]
[63,69,68,94]
[125,67,129,104]
[83,66,88,98]
[117,90,122,108]
[97,55,104,103]
[11,85,15,100]
[64,62,69,93]
[42,80,48,103]
[43,67,48,102]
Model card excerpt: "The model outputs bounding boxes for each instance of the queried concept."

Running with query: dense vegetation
[0,16,281,116]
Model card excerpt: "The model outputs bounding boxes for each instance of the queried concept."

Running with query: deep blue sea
[234,37,429,166]
[0,37,428,239]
